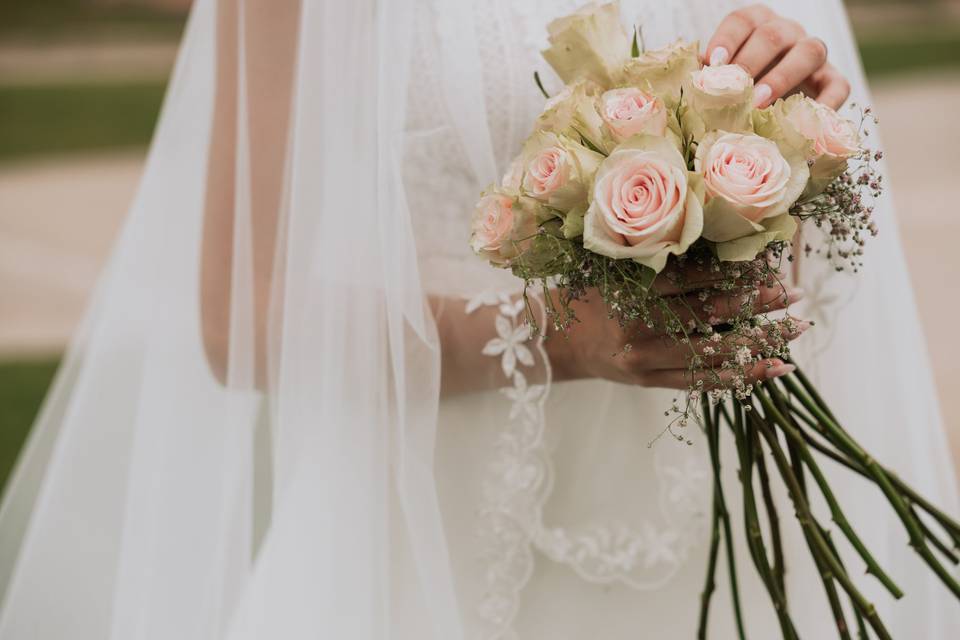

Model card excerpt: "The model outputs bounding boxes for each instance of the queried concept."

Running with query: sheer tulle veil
[0,0,956,638]
[0,0,461,637]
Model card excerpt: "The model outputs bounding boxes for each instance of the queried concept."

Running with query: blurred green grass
[0,82,167,162]
[0,360,58,492]
[859,28,960,76]
[0,0,185,41]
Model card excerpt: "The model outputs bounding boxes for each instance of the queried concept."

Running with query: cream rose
[685,64,754,134]
[696,131,809,261]
[535,80,606,153]
[582,135,704,272]
[470,190,536,266]
[541,2,630,87]
[520,131,603,211]
[755,95,861,197]
[599,88,668,142]
[618,39,701,105]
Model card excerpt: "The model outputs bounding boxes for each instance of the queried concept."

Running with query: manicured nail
[786,287,806,305]
[753,83,772,107]
[765,362,796,379]
[709,46,729,66]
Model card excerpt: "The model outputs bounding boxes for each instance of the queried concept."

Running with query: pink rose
[599,88,668,141]
[699,132,792,223]
[785,100,860,159]
[470,190,540,266]
[595,154,686,246]
[470,192,515,254]
[755,95,858,198]
[582,135,703,272]
[522,145,570,200]
[520,131,602,211]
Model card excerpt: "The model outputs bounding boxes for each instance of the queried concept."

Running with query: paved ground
[0,41,177,84]
[1,71,958,453]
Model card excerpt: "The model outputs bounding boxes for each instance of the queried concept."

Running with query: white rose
[618,39,701,105]
[685,64,754,134]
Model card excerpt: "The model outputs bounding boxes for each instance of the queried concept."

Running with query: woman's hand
[704,4,851,109]
[545,274,808,390]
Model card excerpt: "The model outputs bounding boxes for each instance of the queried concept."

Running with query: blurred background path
[2,0,960,487]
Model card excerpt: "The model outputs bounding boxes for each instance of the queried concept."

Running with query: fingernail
[709,46,729,66]
[786,287,806,305]
[765,362,796,379]
[753,83,772,108]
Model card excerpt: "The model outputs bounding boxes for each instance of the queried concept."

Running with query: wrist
[542,307,584,382]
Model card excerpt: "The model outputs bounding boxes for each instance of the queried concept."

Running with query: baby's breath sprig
[791,105,883,273]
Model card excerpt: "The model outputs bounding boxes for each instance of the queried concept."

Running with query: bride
[1,0,957,638]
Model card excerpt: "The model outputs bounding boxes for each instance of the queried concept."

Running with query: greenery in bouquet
[469,3,960,639]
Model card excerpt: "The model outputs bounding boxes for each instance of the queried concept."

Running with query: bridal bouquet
[469,3,960,638]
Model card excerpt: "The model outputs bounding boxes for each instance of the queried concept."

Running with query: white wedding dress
[0,1,957,639]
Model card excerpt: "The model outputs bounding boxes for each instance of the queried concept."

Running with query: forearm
[432,290,578,396]
[200,0,299,388]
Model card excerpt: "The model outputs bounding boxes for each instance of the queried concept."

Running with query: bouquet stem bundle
[697,367,960,640]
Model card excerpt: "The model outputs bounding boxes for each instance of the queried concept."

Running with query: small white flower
[641,522,679,568]
[483,315,535,377]
[502,371,544,423]
[465,290,513,315]
[499,298,526,319]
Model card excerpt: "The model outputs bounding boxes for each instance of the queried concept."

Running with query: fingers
[637,318,810,370]
[636,358,796,391]
[705,6,843,110]
[753,36,828,108]
[730,17,805,79]
[663,282,803,330]
[812,63,852,109]
[704,4,776,67]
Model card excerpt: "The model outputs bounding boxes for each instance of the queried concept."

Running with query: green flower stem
[907,502,960,565]
[698,399,724,639]
[699,489,722,640]
[787,396,960,553]
[750,423,787,599]
[802,521,853,640]
[757,385,904,599]
[748,409,893,640]
[744,404,852,640]
[730,403,799,640]
[819,525,867,640]
[778,376,960,599]
[769,388,855,639]
[699,397,747,640]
